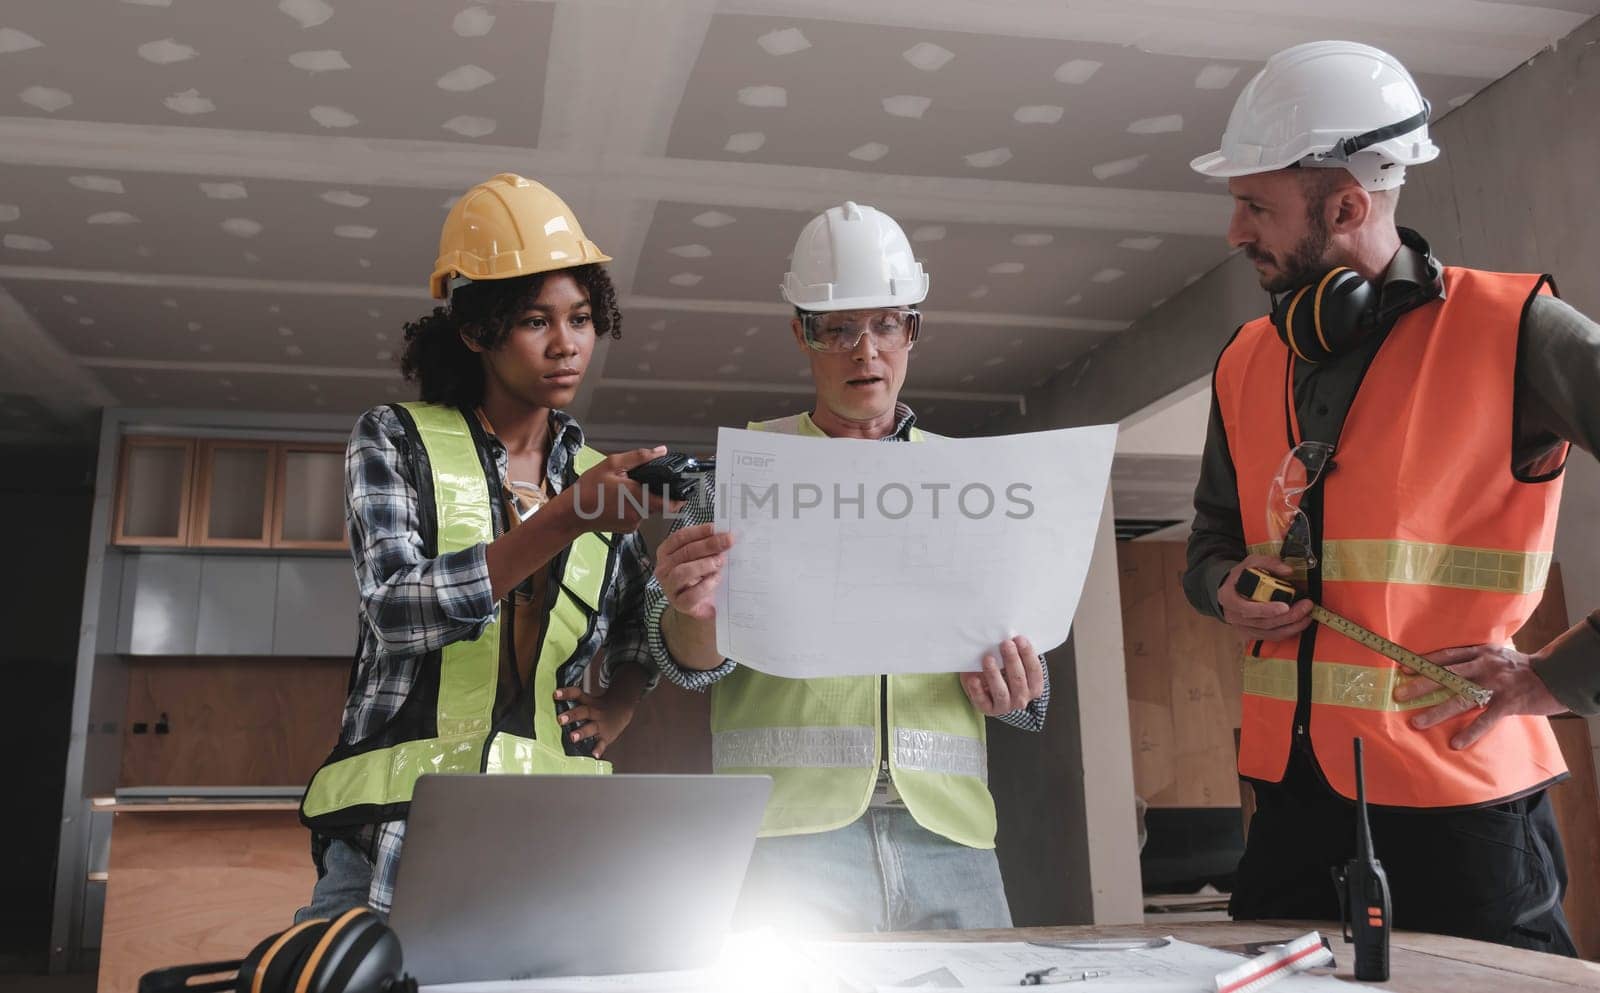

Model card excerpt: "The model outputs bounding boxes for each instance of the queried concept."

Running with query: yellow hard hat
[429,173,612,300]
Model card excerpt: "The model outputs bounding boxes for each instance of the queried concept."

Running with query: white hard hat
[1191,40,1439,192]
[781,201,929,311]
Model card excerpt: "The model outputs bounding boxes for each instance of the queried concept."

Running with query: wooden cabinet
[112,436,343,551]
[113,438,196,547]
[192,441,276,548]
[272,444,345,550]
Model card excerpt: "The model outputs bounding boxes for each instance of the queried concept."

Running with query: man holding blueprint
[642,202,1113,933]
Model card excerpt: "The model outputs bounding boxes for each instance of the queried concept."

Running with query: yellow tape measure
[1237,568,1493,708]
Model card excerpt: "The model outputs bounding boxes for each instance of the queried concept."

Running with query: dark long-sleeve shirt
[1184,233,1600,716]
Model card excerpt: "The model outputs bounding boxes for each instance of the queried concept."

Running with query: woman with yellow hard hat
[297,173,672,919]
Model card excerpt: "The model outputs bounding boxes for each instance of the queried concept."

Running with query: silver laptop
[387,773,772,985]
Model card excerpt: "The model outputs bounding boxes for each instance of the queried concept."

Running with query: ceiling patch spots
[320,190,370,208]
[1064,293,1083,306]
[1091,268,1126,283]
[987,262,1024,275]
[187,321,202,331]
[983,356,1005,367]
[437,65,495,92]
[358,258,372,267]
[849,142,889,163]
[964,147,1012,169]
[717,364,739,375]
[165,89,215,115]
[310,105,358,128]
[738,85,787,108]
[137,38,196,64]
[1054,59,1102,85]
[162,298,179,308]
[910,225,945,243]
[882,95,931,120]
[1184,273,1203,286]
[724,131,765,153]
[669,244,711,258]
[334,225,377,239]
[757,27,810,56]
[903,42,954,72]
[1013,105,1063,125]
[70,175,126,194]
[968,285,989,299]
[290,49,350,72]
[88,211,140,225]
[443,115,496,138]
[647,319,668,332]
[196,343,214,353]
[3,234,52,252]
[692,210,735,228]
[0,205,19,222]
[220,217,263,238]
[1011,233,1053,247]
[1449,92,1473,109]
[279,0,334,30]
[1195,64,1241,90]
[20,86,72,113]
[367,308,383,318]
[200,182,247,199]
[744,326,760,337]
[452,6,494,37]
[0,28,44,54]
[668,273,703,287]
[285,344,304,357]
[1091,154,1148,180]
[1127,114,1183,134]
[277,326,294,336]
[1119,236,1164,251]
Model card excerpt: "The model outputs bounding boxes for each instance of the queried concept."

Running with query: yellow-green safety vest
[301,402,615,831]
[709,411,997,849]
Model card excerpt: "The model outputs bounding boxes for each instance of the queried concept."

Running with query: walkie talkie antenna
[1355,737,1373,860]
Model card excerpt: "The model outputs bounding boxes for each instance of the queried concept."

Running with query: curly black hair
[398,264,622,409]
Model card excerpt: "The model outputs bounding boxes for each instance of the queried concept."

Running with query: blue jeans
[732,807,1013,934]
[295,838,378,923]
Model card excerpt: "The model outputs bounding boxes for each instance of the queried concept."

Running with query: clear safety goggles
[800,308,921,353]
[1266,440,1334,570]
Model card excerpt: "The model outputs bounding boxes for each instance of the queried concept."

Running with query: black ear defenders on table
[138,908,415,993]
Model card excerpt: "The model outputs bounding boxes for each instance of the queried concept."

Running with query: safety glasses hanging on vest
[1267,440,1335,570]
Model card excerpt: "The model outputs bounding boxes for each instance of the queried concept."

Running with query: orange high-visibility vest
[1216,267,1569,808]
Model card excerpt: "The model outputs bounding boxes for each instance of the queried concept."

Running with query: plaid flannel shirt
[332,404,656,913]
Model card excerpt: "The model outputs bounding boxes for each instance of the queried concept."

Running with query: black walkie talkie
[1335,736,1391,981]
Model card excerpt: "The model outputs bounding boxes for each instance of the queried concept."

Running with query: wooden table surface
[873,921,1600,991]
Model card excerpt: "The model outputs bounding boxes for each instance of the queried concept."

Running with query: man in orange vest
[1185,41,1600,954]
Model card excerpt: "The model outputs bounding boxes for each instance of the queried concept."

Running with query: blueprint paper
[799,938,1353,992]
[711,425,1117,677]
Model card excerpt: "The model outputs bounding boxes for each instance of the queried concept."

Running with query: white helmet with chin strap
[1191,40,1438,192]
[781,201,929,311]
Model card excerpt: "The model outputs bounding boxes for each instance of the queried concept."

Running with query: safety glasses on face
[1267,440,1334,570]
[800,308,921,353]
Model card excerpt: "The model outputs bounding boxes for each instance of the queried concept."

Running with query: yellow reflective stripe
[301,733,484,818]
[484,732,610,775]
[1246,539,1550,595]
[403,403,497,738]
[1241,656,1450,712]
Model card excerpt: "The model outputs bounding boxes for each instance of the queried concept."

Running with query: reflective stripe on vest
[1245,540,1552,596]
[301,403,613,826]
[1218,269,1568,808]
[711,725,987,781]
[708,411,995,848]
